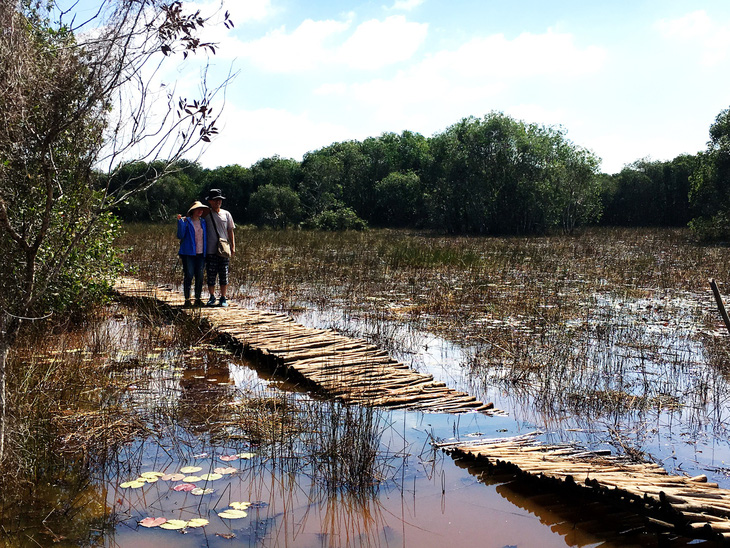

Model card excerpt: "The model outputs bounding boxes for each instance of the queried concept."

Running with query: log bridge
[442,433,730,543]
[113,277,495,414]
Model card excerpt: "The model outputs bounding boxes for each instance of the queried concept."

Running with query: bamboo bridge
[113,276,496,414]
[442,432,730,544]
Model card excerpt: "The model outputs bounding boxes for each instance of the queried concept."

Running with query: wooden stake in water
[709,278,730,335]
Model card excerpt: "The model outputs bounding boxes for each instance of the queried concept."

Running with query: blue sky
[86,0,730,173]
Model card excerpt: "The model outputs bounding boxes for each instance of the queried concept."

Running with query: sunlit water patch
[282,292,730,489]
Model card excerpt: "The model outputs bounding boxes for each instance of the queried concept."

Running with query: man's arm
[227,216,235,254]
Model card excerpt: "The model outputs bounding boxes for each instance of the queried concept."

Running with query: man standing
[205,188,236,307]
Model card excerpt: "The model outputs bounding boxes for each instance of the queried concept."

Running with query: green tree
[0,0,229,460]
[550,141,602,233]
[374,171,423,226]
[248,184,302,228]
[690,106,730,239]
[601,157,694,227]
[423,113,600,234]
[110,160,204,221]
[300,150,345,216]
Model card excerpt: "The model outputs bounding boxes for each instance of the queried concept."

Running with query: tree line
[109,108,730,239]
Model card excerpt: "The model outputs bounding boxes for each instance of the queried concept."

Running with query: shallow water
[8,295,727,546]
[90,303,722,546]
[291,299,730,489]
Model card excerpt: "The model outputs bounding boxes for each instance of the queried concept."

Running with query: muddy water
[8,299,724,546]
[91,306,701,547]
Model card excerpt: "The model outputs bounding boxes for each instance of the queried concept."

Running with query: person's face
[192,208,204,218]
[209,198,223,210]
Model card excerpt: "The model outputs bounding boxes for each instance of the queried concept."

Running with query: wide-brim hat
[187,201,210,216]
[206,188,226,201]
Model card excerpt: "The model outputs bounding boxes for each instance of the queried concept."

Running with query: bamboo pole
[710,278,730,335]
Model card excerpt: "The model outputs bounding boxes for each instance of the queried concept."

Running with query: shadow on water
[1,301,726,547]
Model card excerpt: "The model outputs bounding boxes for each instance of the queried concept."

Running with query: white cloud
[315,29,605,132]
[198,107,360,168]
[235,19,351,72]
[423,30,606,80]
[337,16,428,69]
[234,15,427,72]
[655,10,730,66]
[387,0,425,11]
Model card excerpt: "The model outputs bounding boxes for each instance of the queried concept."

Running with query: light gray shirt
[205,208,235,255]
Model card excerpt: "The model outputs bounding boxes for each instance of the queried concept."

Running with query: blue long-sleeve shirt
[177,217,207,256]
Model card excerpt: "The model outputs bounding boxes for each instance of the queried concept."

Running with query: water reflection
[5,301,728,547]
[287,296,730,488]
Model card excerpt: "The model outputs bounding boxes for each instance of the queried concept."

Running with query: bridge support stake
[710,279,730,336]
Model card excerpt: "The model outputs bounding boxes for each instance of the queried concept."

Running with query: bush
[307,207,368,231]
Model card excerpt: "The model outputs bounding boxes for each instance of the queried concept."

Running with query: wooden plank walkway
[441,432,730,542]
[113,277,496,414]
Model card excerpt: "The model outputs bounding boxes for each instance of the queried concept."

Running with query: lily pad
[237,452,255,459]
[120,480,146,489]
[229,501,251,510]
[191,487,215,495]
[214,467,238,475]
[139,517,167,528]
[186,518,209,528]
[159,519,188,530]
[200,473,222,481]
[138,476,158,483]
[140,471,164,480]
[218,509,248,519]
[219,455,238,462]
[172,483,196,492]
[183,475,203,482]
[179,466,202,474]
[161,473,186,481]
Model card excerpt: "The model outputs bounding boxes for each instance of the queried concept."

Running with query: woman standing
[177,201,209,307]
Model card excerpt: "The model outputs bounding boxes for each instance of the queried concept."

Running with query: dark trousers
[181,254,206,300]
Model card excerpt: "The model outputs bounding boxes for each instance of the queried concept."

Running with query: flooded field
[0,303,702,547]
[2,226,730,546]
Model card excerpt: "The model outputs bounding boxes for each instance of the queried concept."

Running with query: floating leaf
[138,476,158,483]
[186,518,209,528]
[191,487,215,495]
[172,483,196,492]
[183,475,203,482]
[161,473,186,481]
[237,452,255,459]
[214,467,238,475]
[139,517,167,528]
[191,452,209,458]
[159,519,188,530]
[140,471,164,480]
[200,473,222,481]
[219,455,238,462]
[120,480,146,489]
[229,501,251,510]
[179,466,202,474]
[218,509,248,519]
